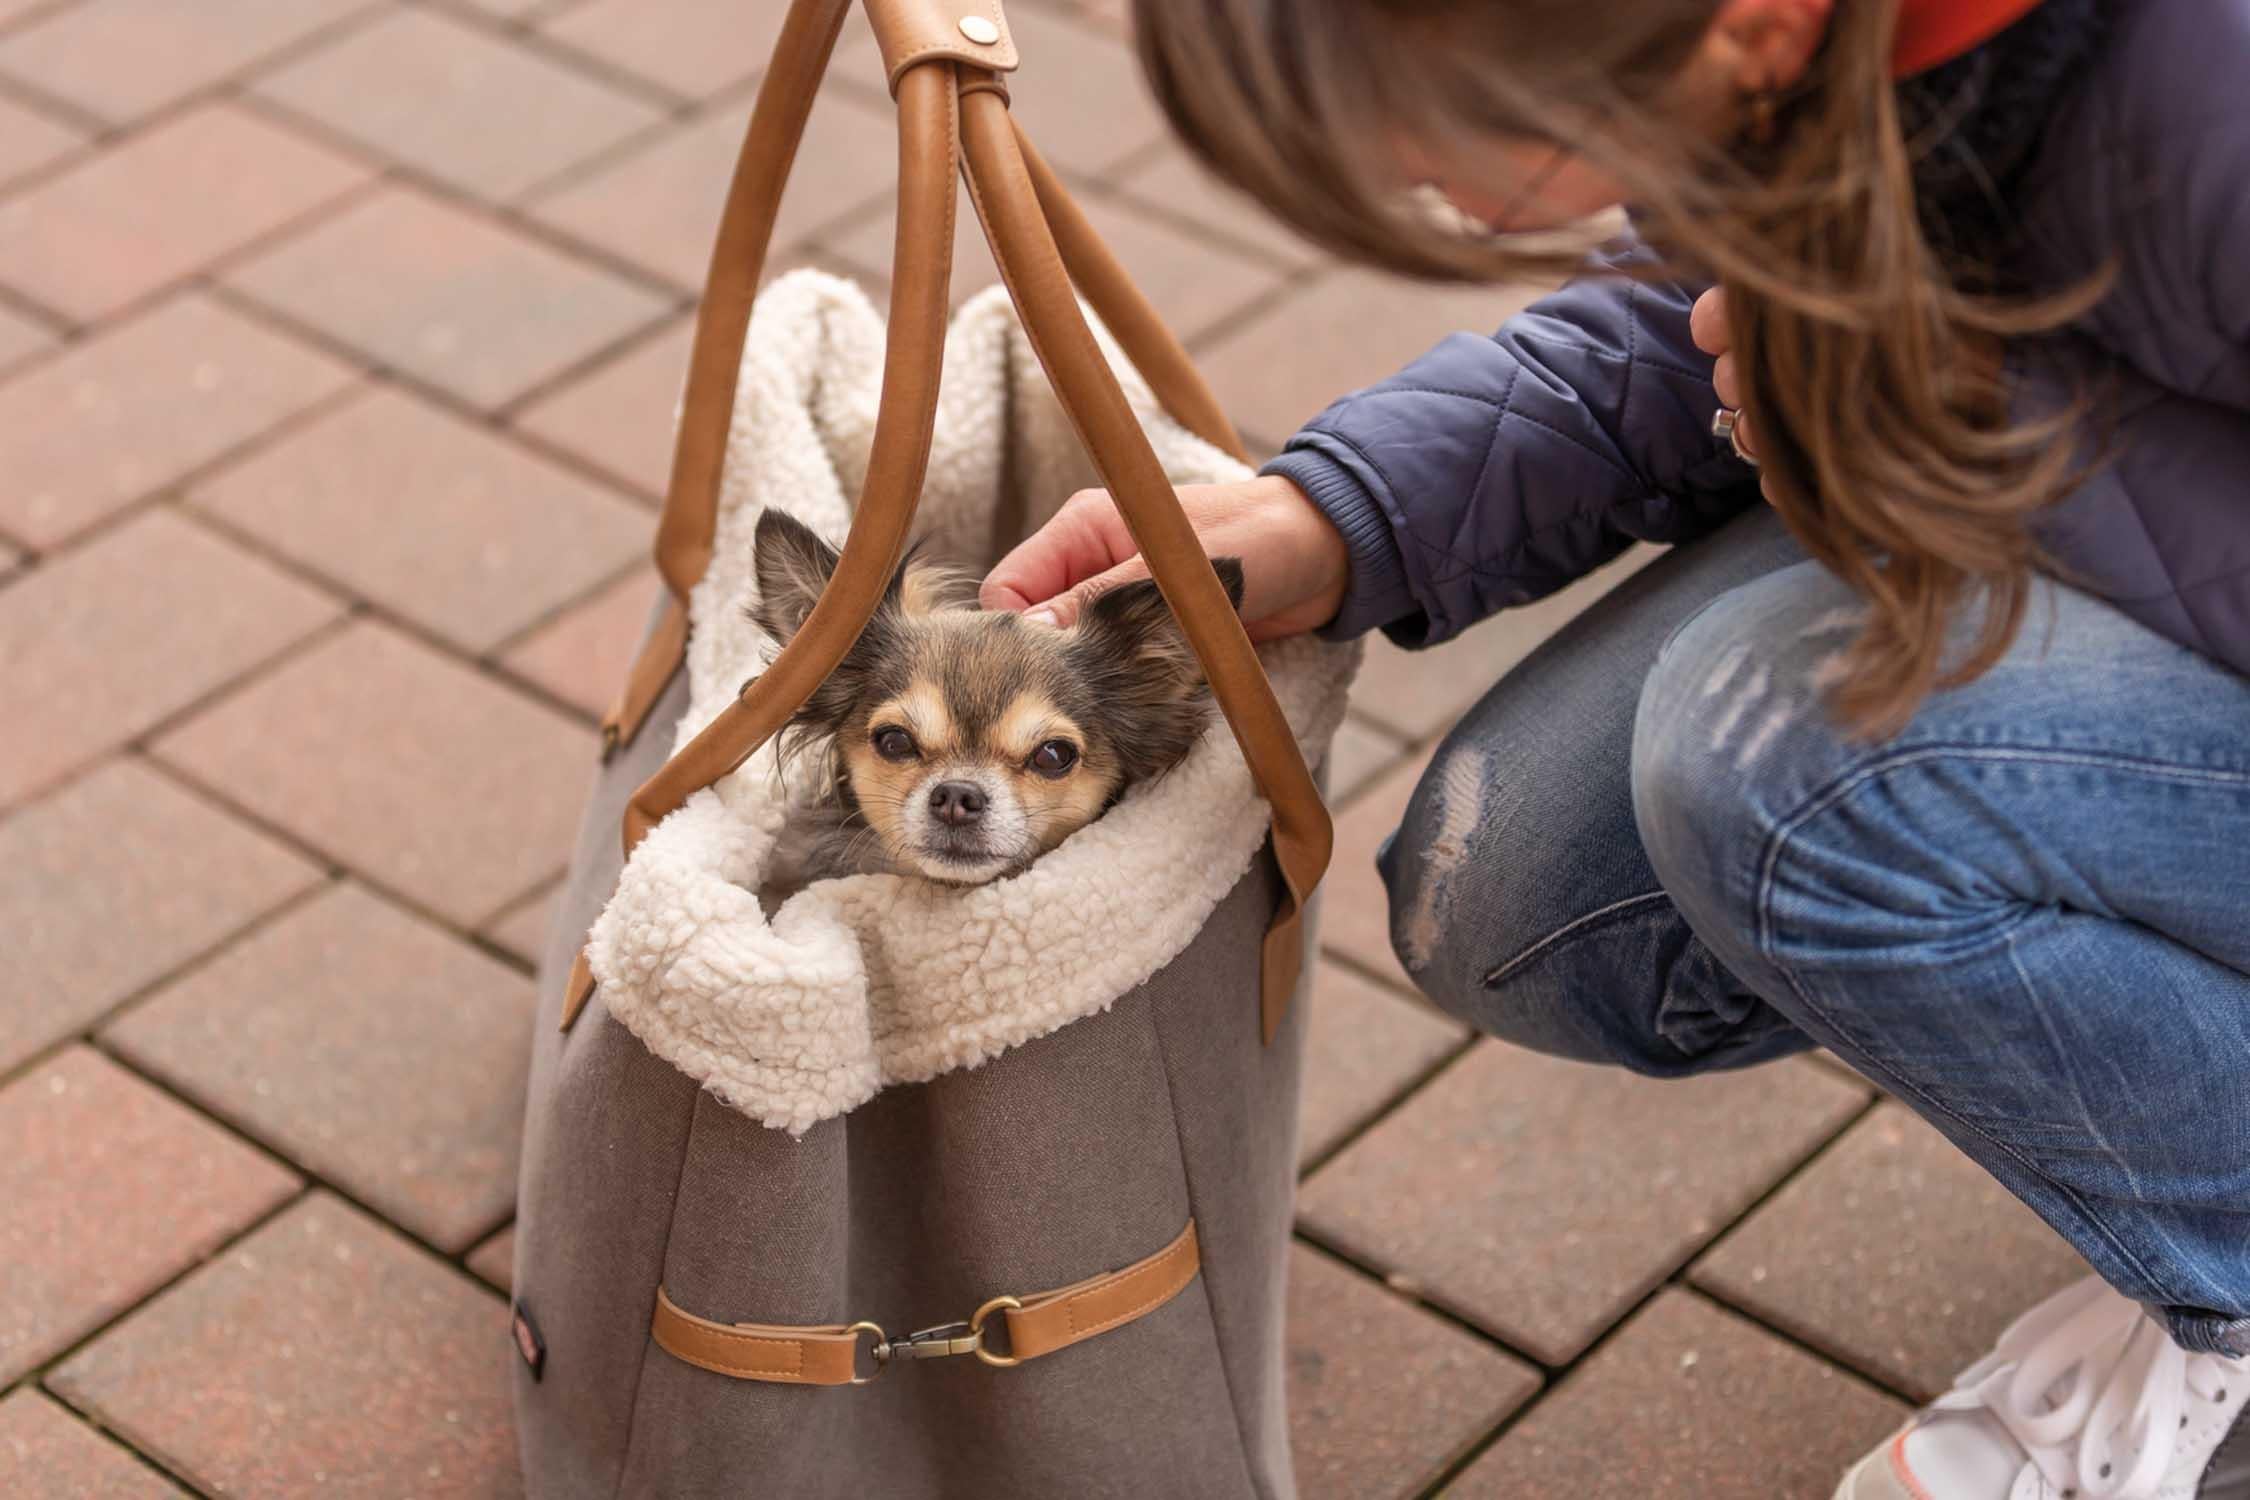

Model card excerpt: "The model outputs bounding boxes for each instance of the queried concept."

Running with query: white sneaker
[1835,1276,2250,1500]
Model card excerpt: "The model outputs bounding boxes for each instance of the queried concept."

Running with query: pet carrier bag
[510,0,1353,1493]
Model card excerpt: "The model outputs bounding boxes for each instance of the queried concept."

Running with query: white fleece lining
[586,272,1357,1134]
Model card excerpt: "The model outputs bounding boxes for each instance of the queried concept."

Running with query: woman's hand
[1691,286,1761,469]
[980,474,1351,642]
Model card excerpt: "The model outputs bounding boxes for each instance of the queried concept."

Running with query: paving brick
[1299,1046,1867,1364]
[0,103,367,324]
[154,620,594,925]
[529,93,893,290]
[539,0,792,100]
[1197,267,1545,452]
[253,8,665,201]
[50,1193,520,1500]
[1319,747,1424,992]
[0,0,368,125]
[1324,713,1407,805]
[0,1388,186,1499]
[1346,548,1659,742]
[826,181,1286,343]
[0,297,56,375]
[0,758,321,1074]
[479,879,559,966]
[191,386,649,653]
[0,292,357,548]
[466,1224,516,1293]
[497,563,660,715]
[511,313,689,498]
[1110,146,1322,270]
[1286,1245,1537,1500]
[106,883,532,1251]
[450,0,556,16]
[1450,1291,1907,1499]
[226,186,670,410]
[1298,962,1462,1170]
[0,508,344,807]
[0,87,83,187]
[836,4,1166,179]
[0,1046,300,1384]
[1691,1102,2088,1400]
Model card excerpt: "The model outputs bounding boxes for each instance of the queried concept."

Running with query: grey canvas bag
[510,1,1353,1493]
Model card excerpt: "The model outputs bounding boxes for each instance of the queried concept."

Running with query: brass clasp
[858,1293,1025,1378]
[888,1319,981,1361]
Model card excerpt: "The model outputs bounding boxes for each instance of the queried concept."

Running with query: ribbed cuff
[1262,444,1423,643]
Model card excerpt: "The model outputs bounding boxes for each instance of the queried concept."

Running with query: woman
[982,1,2250,1496]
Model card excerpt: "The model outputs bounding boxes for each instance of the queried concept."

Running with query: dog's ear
[748,511,841,643]
[1209,557,1246,612]
[1069,559,1243,782]
[1072,559,1245,668]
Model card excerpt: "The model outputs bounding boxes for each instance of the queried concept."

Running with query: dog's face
[749,511,1241,884]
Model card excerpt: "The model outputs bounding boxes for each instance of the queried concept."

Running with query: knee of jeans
[1377,745,1716,1073]
[1629,566,1859,953]
[1375,744,1500,1007]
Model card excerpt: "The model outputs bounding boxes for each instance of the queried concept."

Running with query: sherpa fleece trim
[586,271,1358,1134]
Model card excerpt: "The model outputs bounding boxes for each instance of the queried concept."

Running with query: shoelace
[1932,1278,2240,1499]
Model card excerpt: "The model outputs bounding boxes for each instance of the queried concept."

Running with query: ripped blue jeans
[1379,508,2250,1355]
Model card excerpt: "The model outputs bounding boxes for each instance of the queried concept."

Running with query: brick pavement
[0,2,2086,1495]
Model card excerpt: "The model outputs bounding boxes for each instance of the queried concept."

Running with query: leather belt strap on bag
[565,0,1332,1042]
[651,1221,1202,1386]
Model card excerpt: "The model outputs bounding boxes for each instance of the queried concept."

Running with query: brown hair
[1135,0,2099,735]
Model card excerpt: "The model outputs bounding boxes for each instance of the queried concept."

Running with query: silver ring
[1711,406,1758,467]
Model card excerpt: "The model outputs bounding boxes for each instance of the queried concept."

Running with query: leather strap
[997,1219,1199,1361]
[567,0,1333,1038]
[650,1220,1200,1385]
[652,1291,869,1385]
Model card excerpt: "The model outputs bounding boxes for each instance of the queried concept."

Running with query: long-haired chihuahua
[748,511,1243,890]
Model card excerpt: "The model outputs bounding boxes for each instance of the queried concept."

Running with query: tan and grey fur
[748,511,1243,890]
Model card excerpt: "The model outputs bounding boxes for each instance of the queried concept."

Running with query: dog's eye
[1028,740,1078,778]
[871,726,917,762]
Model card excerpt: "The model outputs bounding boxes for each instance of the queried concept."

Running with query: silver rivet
[958,15,1000,44]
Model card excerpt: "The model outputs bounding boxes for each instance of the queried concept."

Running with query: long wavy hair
[1135,0,2101,735]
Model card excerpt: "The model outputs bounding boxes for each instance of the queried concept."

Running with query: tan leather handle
[568,0,1332,1038]
[617,58,959,854]
[957,85,1328,1037]
[596,0,855,757]
[1009,121,1248,466]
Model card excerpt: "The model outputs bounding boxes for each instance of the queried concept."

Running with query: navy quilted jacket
[1264,0,2250,671]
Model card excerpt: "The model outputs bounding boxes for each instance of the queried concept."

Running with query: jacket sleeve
[1262,259,1762,648]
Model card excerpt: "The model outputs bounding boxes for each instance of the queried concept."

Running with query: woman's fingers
[1689,286,1729,357]
[1695,289,1755,464]
[1712,350,1741,409]
[979,488,1136,619]
[1030,555,1154,630]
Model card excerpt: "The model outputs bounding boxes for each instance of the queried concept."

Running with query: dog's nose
[928,781,987,827]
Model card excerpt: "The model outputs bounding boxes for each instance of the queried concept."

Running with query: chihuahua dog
[747,510,1243,890]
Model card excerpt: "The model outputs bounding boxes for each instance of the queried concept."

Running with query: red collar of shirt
[1892,0,2048,76]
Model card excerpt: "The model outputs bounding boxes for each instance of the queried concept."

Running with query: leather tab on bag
[864,0,1017,96]
[652,1290,868,1386]
[997,1220,1200,1362]
[558,950,596,1033]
